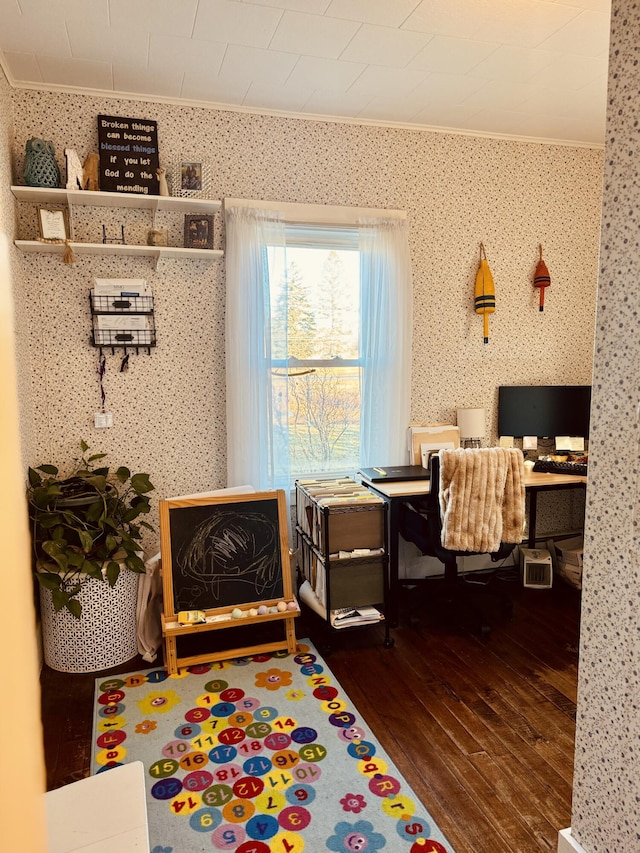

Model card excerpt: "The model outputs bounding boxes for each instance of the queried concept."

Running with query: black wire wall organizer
[89,292,156,355]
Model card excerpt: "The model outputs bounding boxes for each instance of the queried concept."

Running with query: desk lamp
[457,407,486,448]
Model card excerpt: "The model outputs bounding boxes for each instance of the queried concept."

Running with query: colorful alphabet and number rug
[91,640,456,853]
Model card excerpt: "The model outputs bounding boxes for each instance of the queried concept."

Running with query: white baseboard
[558,828,587,853]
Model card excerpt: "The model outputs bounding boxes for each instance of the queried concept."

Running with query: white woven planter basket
[39,569,139,673]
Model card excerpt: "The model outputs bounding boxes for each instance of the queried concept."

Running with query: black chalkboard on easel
[159,490,298,672]
[166,496,284,612]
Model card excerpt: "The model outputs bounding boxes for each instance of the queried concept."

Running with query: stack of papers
[94,278,151,297]
[92,279,154,346]
[330,605,383,629]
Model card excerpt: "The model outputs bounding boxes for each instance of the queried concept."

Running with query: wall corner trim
[558,828,588,853]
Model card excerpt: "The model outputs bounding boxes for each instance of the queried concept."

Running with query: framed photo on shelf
[169,159,212,198]
[37,205,69,241]
[181,161,202,192]
[184,214,214,250]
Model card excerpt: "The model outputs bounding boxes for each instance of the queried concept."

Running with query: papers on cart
[330,605,383,629]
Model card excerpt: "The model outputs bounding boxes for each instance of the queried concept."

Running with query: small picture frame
[37,205,69,241]
[181,161,202,192]
[184,214,214,250]
[169,159,212,198]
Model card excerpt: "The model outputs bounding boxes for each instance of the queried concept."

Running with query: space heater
[519,548,553,589]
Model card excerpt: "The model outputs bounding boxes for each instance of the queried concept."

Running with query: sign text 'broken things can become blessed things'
[98,114,160,195]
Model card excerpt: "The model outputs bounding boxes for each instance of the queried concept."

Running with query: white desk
[46,761,149,853]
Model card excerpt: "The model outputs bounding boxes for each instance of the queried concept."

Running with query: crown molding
[4,72,605,151]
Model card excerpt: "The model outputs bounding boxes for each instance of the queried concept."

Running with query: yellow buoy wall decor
[474,243,495,344]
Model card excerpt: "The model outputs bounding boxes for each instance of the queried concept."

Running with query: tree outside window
[269,242,361,480]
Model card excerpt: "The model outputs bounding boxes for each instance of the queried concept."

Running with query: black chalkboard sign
[97,114,159,195]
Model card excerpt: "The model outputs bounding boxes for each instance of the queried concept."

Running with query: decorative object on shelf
[156,166,169,196]
[102,223,126,244]
[82,152,100,191]
[181,160,202,191]
[37,205,69,241]
[147,227,168,246]
[36,204,75,264]
[184,213,213,249]
[474,242,495,344]
[26,440,155,619]
[533,244,551,311]
[24,137,61,187]
[98,114,159,194]
[169,158,212,198]
[65,148,84,190]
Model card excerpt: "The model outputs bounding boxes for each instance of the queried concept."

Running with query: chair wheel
[384,637,395,649]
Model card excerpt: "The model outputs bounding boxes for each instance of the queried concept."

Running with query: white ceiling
[0,0,612,146]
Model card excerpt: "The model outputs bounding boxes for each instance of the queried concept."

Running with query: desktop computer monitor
[498,385,591,439]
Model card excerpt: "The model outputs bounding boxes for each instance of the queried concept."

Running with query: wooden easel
[159,490,299,674]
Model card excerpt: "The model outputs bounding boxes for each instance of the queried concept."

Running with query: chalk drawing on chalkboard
[177,509,282,600]
[160,492,290,615]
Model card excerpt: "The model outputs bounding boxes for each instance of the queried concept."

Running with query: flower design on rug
[255,667,293,691]
[327,820,385,851]
[137,690,181,715]
[135,719,157,735]
[340,793,367,814]
[150,845,172,853]
[285,688,305,701]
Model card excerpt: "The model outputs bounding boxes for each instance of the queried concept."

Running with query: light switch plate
[94,412,113,428]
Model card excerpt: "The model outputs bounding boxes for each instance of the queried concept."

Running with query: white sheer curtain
[225,205,287,489]
[225,201,413,490]
[359,217,413,467]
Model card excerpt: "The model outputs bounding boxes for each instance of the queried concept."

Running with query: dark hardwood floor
[40,573,580,853]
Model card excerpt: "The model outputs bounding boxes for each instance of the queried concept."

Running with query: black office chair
[399,450,525,636]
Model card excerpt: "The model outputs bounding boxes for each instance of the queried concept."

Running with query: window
[224,200,413,493]
[269,227,361,479]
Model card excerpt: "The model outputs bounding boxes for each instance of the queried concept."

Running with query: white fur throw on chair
[438,447,525,552]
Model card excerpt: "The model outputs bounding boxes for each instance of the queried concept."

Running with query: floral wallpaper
[0,65,34,471]
[570,0,640,850]
[9,90,603,549]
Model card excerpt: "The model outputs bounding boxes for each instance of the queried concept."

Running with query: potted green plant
[27,440,155,619]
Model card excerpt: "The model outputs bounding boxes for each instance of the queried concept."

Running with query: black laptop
[359,465,430,483]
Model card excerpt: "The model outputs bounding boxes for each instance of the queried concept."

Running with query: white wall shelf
[11,185,223,262]
[11,185,221,214]
[15,239,223,261]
